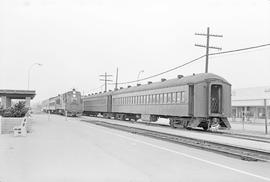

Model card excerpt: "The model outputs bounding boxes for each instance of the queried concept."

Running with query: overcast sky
[0,0,270,102]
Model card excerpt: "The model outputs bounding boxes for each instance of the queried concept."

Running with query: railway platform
[81,116,270,153]
[1,113,270,182]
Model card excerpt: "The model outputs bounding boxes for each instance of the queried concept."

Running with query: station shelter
[0,90,36,109]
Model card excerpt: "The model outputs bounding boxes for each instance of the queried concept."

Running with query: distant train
[82,73,231,131]
[42,89,83,116]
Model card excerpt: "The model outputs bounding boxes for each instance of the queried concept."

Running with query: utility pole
[115,68,119,90]
[99,72,113,92]
[195,27,223,73]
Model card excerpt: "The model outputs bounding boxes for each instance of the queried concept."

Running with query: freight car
[42,89,83,116]
[83,73,231,130]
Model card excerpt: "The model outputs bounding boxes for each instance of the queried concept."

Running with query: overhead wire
[110,43,270,85]
[87,43,270,93]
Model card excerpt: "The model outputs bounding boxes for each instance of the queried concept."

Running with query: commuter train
[82,73,231,131]
[42,89,83,116]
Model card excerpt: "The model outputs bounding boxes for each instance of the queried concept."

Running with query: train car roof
[83,91,112,99]
[112,73,230,95]
[83,73,230,99]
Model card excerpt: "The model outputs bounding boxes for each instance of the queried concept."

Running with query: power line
[111,43,270,85]
[88,84,104,93]
[109,55,206,85]
[99,72,113,92]
[195,27,223,73]
[209,43,270,56]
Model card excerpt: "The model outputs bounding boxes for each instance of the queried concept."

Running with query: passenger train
[82,73,231,131]
[41,89,83,116]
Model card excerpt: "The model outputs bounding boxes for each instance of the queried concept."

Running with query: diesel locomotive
[83,73,231,131]
[42,89,83,116]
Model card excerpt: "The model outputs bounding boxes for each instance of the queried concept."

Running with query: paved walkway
[1,114,270,182]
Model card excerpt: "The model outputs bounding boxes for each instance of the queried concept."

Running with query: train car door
[188,85,194,116]
[107,95,112,113]
[210,84,222,114]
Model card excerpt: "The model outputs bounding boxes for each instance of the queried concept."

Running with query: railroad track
[81,116,270,144]
[81,119,270,162]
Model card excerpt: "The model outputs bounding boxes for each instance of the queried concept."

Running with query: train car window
[164,93,167,104]
[152,94,155,104]
[177,92,181,103]
[148,95,152,104]
[141,96,144,104]
[167,93,171,103]
[133,96,136,104]
[143,95,146,104]
[181,91,185,103]
[156,94,160,104]
[172,92,176,103]
[160,94,163,104]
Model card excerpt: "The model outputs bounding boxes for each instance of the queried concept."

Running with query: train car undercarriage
[83,111,231,131]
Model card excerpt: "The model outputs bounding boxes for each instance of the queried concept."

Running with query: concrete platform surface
[1,114,270,182]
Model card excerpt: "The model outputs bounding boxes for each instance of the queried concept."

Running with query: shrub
[1,101,29,117]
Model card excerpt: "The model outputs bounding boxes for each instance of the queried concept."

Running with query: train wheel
[169,119,176,128]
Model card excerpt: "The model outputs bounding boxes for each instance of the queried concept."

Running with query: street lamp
[137,70,144,85]
[28,63,42,90]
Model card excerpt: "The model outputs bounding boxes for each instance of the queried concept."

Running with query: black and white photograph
[0,0,270,181]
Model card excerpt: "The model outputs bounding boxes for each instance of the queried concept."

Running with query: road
[1,114,270,182]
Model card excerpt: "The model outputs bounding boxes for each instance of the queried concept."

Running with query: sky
[0,0,270,103]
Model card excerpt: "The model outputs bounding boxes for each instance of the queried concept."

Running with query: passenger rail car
[83,73,231,130]
[42,89,83,116]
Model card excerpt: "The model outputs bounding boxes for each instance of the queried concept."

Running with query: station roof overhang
[0,89,36,99]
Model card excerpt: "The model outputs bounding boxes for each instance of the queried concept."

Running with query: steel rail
[81,116,270,144]
[81,119,270,162]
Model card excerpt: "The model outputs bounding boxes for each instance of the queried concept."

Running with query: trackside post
[264,99,268,134]
[65,110,67,121]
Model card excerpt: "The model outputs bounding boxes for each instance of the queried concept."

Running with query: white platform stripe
[85,124,270,181]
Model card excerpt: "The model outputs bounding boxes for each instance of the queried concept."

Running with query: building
[231,86,270,120]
